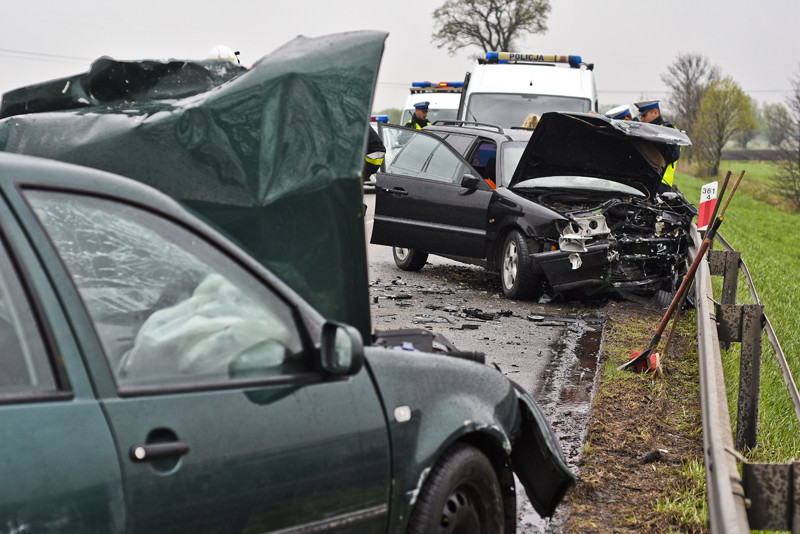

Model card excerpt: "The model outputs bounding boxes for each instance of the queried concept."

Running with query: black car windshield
[500,142,528,187]
[513,176,646,197]
[464,93,591,128]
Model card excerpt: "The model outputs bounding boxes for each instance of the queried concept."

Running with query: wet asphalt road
[363,193,605,532]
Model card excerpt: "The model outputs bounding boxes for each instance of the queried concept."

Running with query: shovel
[620,170,745,372]
[660,170,732,359]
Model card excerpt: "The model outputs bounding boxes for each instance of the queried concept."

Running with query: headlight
[558,214,610,252]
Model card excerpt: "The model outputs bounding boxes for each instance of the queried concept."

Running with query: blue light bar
[485,52,584,67]
[411,81,432,88]
[370,115,389,122]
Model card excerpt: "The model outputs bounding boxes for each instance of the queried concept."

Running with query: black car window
[440,133,476,157]
[425,143,470,183]
[387,132,439,177]
[25,192,306,390]
[0,237,56,395]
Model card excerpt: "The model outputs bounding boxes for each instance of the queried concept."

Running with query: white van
[458,53,597,128]
[401,82,462,125]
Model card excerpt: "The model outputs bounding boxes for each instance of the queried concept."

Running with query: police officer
[604,104,633,121]
[635,100,679,189]
[362,126,386,181]
[405,101,430,129]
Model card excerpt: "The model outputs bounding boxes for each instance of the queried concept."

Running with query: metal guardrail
[715,232,800,423]
[695,228,800,532]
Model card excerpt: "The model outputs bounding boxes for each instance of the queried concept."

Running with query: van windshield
[464,93,591,128]
[401,108,458,125]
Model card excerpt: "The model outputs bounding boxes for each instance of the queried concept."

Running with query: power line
[0,48,91,64]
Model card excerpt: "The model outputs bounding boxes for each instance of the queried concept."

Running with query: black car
[371,114,696,301]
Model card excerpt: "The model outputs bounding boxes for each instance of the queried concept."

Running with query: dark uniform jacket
[405,115,430,130]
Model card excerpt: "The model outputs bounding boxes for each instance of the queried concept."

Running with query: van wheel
[500,230,539,300]
[407,443,504,534]
[393,247,428,271]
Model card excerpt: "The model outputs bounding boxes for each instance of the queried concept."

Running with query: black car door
[371,126,494,259]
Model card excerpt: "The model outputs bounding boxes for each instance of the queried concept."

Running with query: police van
[457,52,597,128]
[401,81,462,125]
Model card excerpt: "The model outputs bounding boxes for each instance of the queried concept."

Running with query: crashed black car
[371,113,696,301]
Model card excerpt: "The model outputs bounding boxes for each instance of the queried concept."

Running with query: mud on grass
[560,301,707,533]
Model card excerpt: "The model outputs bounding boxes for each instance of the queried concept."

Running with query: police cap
[605,104,632,120]
[414,101,430,110]
[634,100,660,114]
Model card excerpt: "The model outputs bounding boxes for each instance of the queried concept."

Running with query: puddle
[515,318,604,533]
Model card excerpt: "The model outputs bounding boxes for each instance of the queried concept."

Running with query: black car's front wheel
[500,230,539,300]
[393,247,428,271]
[407,443,505,534]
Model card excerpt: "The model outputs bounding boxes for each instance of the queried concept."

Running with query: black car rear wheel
[407,443,504,534]
[393,247,428,271]
[500,230,539,300]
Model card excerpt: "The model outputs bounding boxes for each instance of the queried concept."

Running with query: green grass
[681,160,792,210]
[675,162,800,463]
[654,458,708,530]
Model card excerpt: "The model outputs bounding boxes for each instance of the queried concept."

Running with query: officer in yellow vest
[405,101,431,129]
[635,100,679,189]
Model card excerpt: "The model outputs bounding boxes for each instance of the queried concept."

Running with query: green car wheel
[407,443,505,534]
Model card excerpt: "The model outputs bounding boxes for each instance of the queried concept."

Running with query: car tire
[407,443,505,534]
[499,230,539,300]
[393,247,428,271]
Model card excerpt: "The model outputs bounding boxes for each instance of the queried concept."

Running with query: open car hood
[0,31,387,340]
[509,112,691,196]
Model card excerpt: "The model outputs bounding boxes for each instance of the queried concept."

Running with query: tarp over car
[0,31,386,340]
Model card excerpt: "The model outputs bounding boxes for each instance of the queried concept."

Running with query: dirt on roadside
[558,300,707,533]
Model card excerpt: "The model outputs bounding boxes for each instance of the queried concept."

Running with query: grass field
[675,161,800,461]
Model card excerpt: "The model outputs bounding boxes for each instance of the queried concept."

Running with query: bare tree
[772,66,800,208]
[660,52,719,160]
[694,76,756,176]
[432,0,551,56]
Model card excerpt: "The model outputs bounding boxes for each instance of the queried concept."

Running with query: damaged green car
[0,31,574,532]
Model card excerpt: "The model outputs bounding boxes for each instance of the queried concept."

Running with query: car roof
[0,152,185,215]
[426,121,533,143]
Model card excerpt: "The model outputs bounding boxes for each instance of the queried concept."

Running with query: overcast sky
[2,0,798,116]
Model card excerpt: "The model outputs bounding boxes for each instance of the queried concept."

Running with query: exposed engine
[516,188,698,296]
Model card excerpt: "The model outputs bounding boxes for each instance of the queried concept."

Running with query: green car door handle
[129,442,191,462]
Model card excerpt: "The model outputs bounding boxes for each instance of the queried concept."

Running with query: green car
[0,152,572,532]
[0,31,574,532]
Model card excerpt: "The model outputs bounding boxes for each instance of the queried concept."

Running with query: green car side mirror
[320,322,364,376]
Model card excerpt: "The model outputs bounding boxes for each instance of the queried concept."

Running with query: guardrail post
[795,461,800,534]
[708,250,741,349]
[736,304,765,451]
[741,460,800,531]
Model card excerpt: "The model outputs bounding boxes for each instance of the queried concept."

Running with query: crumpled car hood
[0,31,387,341]
[510,112,692,196]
